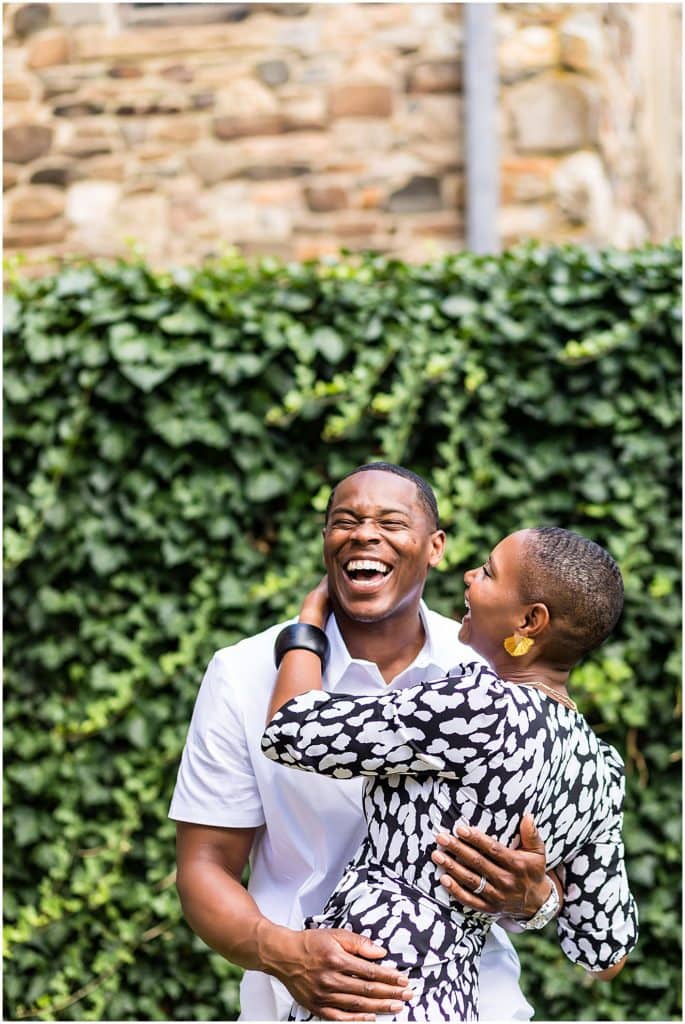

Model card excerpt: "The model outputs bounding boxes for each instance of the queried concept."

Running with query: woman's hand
[299,576,330,629]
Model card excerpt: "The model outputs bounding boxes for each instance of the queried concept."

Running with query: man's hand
[265,925,414,1021]
[431,814,556,918]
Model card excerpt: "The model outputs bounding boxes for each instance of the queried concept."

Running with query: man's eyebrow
[329,506,410,517]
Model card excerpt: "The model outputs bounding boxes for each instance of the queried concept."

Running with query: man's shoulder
[211,618,294,675]
[202,614,294,704]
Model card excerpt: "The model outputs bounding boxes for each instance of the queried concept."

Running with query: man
[170,464,571,1021]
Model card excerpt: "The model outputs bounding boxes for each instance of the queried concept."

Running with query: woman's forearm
[266,583,329,722]
[266,646,324,721]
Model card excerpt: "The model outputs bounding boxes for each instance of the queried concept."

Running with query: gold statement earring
[503,634,535,657]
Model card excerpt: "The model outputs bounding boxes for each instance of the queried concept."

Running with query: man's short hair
[519,527,624,658]
[324,462,440,530]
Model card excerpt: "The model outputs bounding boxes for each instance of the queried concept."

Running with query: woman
[261,527,638,1021]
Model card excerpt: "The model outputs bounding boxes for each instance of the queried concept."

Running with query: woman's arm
[266,578,330,723]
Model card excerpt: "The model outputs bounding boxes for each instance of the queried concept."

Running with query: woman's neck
[489,659,571,692]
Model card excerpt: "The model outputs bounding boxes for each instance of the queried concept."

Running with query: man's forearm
[177,858,294,974]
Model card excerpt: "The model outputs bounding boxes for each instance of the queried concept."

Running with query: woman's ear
[523,602,550,637]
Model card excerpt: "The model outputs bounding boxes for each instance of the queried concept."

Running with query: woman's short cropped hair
[519,527,624,658]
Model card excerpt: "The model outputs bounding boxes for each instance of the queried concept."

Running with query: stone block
[353,185,385,210]
[498,26,560,82]
[412,141,461,173]
[119,121,148,148]
[441,173,464,210]
[407,60,461,94]
[304,185,348,212]
[294,237,341,261]
[560,13,605,74]
[250,179,302,207]
[152,117,204,144]
[498,202,559,243]
[123,174,161,196]
[217,77,280,116]
[13,4,51,39]
[4,72,37,102]
[71,21,276,61]
[27,29,70,70]
[3,123,53,163]
[77,154,127,182]
[329,84,393,119]
[38,68,88,99]
[188,146,234,186]
[8,184,65,221]
[213,114,286,140]
[412,212,462,238]
[398,95,461,142]
[4,164,22,191]
[4,219,67,247]
[54,101,106,117]
[245,164,309,181]
[387,175,442,213]
[66,181,121,226]
[257,59,290,87]
[508,77,598,152]
[108,64,145,80]
[554,150,612,228]
[500,156,558,202]
[282,94,327,132]
[29,162,74,187]
[58,119,120,159]
[191,92,215,111]
[160,64,195,83]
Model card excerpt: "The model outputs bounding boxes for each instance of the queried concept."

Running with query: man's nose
[350,518,380,542]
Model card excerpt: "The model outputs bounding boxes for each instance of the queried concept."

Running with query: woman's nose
[464,567,475,584]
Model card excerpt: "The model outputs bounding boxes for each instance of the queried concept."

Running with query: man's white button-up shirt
[169,603,534,1021]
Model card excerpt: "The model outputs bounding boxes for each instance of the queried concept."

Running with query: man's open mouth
[343,558,393,586]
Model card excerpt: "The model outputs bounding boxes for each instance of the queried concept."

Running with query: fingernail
[390,1002,403,1012]
[456,824,471,837]
[398,976,409,984]
[441,874,452,888]
[433,852,445,864]
[435,833,450,845]
[402,989,415,999]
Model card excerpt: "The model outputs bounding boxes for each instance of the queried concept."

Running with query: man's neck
[335,607,427,684]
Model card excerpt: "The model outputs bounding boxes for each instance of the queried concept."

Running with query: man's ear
[428,529,446,568]
[522,602,550,637]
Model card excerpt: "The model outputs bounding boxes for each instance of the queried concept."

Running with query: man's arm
[175,821,414,1021]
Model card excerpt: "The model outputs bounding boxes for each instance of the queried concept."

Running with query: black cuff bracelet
[274,622,330,671]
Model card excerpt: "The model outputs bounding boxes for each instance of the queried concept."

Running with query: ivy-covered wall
[4,242,681,1021]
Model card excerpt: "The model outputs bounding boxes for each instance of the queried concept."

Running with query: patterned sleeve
[556,775,639,971]
[260,664,506,779]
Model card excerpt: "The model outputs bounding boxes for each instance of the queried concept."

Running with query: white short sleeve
[169,652,265,828]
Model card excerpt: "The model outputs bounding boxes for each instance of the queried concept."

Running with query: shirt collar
[324,600,442,692]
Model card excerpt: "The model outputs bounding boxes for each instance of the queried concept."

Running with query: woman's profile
[262,527,638,1021]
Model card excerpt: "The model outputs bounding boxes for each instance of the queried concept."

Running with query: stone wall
[3,2,681,270]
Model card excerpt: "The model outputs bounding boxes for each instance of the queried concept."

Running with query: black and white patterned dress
[261,662,638,1022]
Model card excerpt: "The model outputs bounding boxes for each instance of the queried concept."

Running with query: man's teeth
[346,559,391,574]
